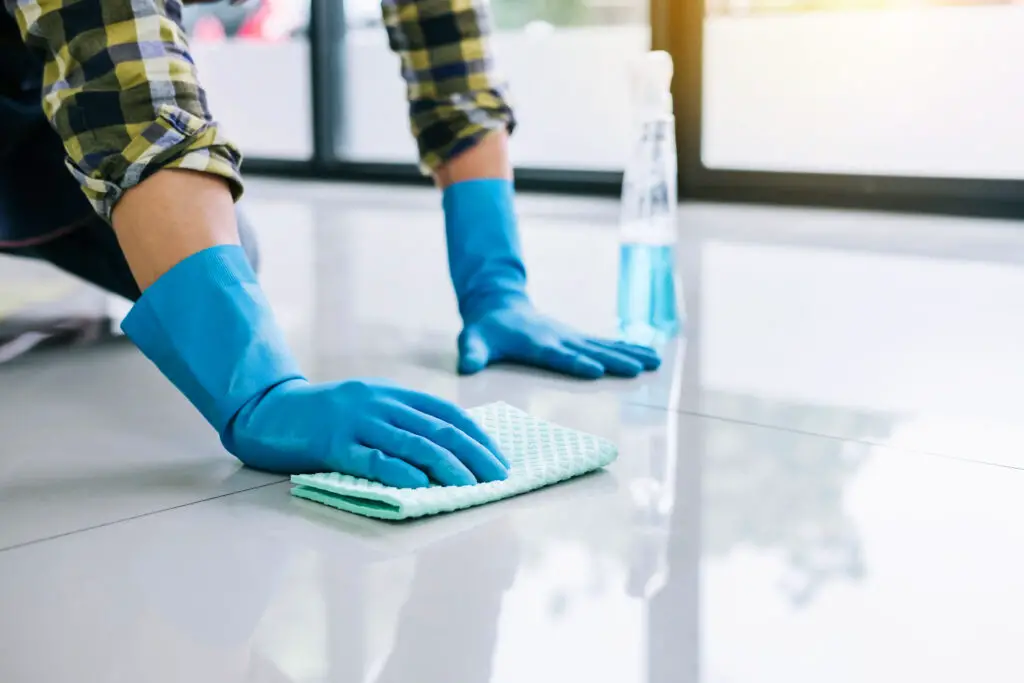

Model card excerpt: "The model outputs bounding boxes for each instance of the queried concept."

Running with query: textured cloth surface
[291,402,617,521]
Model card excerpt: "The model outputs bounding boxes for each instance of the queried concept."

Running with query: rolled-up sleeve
[4,0,242,221]
[382,0,516,173]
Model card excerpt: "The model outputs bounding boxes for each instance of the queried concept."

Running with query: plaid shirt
[383,0,515,172]
[0,0,515,224]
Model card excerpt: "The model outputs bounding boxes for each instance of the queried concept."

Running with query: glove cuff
[121,245,305,435]
[442,179,529,323]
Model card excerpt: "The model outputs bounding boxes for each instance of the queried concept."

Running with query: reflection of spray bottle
[617,51,682,347]
[626,341,685,600]
[626,423,677,599]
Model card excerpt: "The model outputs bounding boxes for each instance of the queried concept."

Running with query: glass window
[338,0,651,170]
[183,0,314,160]
[701,0,1024,178]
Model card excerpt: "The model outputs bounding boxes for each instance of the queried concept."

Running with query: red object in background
[237,0,288,42]
[192,14,227,42]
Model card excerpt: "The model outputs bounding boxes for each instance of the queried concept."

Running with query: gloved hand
[122,245,508,487]
[457,303,661,378]
[443,179,661,379]
[228,379,509,487]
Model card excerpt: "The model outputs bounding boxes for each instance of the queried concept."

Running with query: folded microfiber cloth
[290,401,618,521]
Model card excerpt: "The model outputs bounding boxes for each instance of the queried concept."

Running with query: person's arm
[4,0,243,286]
[4,0,509,485]
[384,0,511,188]
[385,0,661,379]
[382,0,515,178]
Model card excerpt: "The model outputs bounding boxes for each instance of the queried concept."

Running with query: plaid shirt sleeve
[382,0,516,173]
[3,0,243,222]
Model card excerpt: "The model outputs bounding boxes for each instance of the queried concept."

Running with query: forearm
[111,170,240,291]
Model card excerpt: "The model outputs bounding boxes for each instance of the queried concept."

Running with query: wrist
[434,130,512,189]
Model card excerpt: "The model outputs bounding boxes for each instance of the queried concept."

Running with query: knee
[235,207,261,274]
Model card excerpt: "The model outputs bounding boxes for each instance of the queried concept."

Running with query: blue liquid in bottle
[618,242,679,346]
[616,51,681,346]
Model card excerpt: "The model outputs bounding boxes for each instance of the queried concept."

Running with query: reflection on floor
[0,256,115,363]
[2,180,1024,683]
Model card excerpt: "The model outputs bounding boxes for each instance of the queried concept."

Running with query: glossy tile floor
[3,181,1024,682]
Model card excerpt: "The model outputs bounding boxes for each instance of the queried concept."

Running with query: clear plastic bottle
[617,50,681,346]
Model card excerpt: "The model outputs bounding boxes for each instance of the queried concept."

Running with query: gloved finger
[359,420,478,487]
[387,404,509,481]
[457,326,493,376]
[386,388,507,466]
[588,338,662,370]
[330,444,430,489]
[525,343,605,379]
[564,339,644,378]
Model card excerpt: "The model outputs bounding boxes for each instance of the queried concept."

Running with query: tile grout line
[626,398,1024,473]
[6,400,1019,557]
[0,479,290,555]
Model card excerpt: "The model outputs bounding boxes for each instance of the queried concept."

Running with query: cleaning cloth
[290,401,618,520]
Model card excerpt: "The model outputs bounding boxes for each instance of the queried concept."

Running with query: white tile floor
[2,181,1024,682]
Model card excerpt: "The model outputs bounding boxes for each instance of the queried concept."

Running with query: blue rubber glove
[443,179,661,379]
[121,245,508,487]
